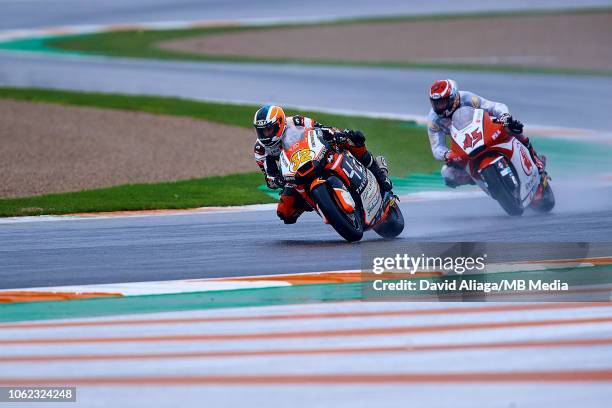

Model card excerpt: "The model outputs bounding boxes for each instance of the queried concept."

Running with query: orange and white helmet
[430,79,460,118]
[253,104,286,147]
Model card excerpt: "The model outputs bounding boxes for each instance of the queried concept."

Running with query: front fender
[477,154,504,172]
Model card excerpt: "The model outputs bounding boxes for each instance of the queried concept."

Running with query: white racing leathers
[427,91,510,186]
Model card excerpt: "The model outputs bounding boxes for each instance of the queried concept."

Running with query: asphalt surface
[1,0,611,30]
[2,52,612,130]
[1,182,611,289]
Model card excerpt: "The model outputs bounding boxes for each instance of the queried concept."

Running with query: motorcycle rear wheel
[373,202,405,239]
[531,179,555,213]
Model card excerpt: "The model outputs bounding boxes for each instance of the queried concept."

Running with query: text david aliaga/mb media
[369,253,568,294]
[371,278,569,293]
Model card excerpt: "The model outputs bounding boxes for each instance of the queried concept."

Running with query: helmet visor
[255,122,280,146]
[431,97,452,115]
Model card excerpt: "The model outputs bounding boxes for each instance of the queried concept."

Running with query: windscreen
[282,130,305,150]
[451,106,476,131]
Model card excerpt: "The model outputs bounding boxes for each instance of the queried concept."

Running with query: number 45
[463,129,483,149]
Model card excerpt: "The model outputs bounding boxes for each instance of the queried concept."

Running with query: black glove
[320,127,343,144]
[341,129,366,147]
[274,176,286,188]
[266,175,286,190]
[499,113,523,134]
[509,118,524,135]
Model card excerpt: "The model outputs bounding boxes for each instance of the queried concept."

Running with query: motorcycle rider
[427,79,545,188]
[253,104,392,224]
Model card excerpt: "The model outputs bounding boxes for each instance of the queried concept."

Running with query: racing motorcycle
[448,106,555,216]
[279,128,404,242]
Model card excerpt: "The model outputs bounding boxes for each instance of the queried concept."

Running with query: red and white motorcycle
[448,106,555,216]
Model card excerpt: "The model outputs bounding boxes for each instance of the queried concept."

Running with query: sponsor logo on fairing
[520,146,533,176]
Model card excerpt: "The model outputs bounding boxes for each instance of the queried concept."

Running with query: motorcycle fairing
[507,139,540,206]
[450,108,486,157]
[452,108,540,209]
[330,152,382,226]
[280,128,327,179]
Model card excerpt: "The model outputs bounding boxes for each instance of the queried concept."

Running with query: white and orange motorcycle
[448,106,555,216]
[279,128,404,242]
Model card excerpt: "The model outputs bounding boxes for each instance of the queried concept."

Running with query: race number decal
[463,129,483,150]
[290,149,313,172]
[341,155,363,182]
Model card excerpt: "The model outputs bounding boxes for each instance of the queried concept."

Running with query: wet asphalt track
[0,1,611,289]
[1,182,611,290]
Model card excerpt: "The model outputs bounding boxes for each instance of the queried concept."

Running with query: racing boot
[368,155,393,193]
[517,136,545,174]
[277,187,307,224]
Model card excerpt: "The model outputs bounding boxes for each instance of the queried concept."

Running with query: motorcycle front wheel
[311,176,363,242]
[480,161,524,216]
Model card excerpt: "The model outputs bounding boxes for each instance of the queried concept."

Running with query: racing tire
[480,163,524,216]
[373,202,405,239]
[531,180,555,214]
[311,178,363,242]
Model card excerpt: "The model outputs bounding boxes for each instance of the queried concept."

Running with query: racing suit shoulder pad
[459,91,481,109]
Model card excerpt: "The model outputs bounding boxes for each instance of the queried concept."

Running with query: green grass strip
[0,173,275,217]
